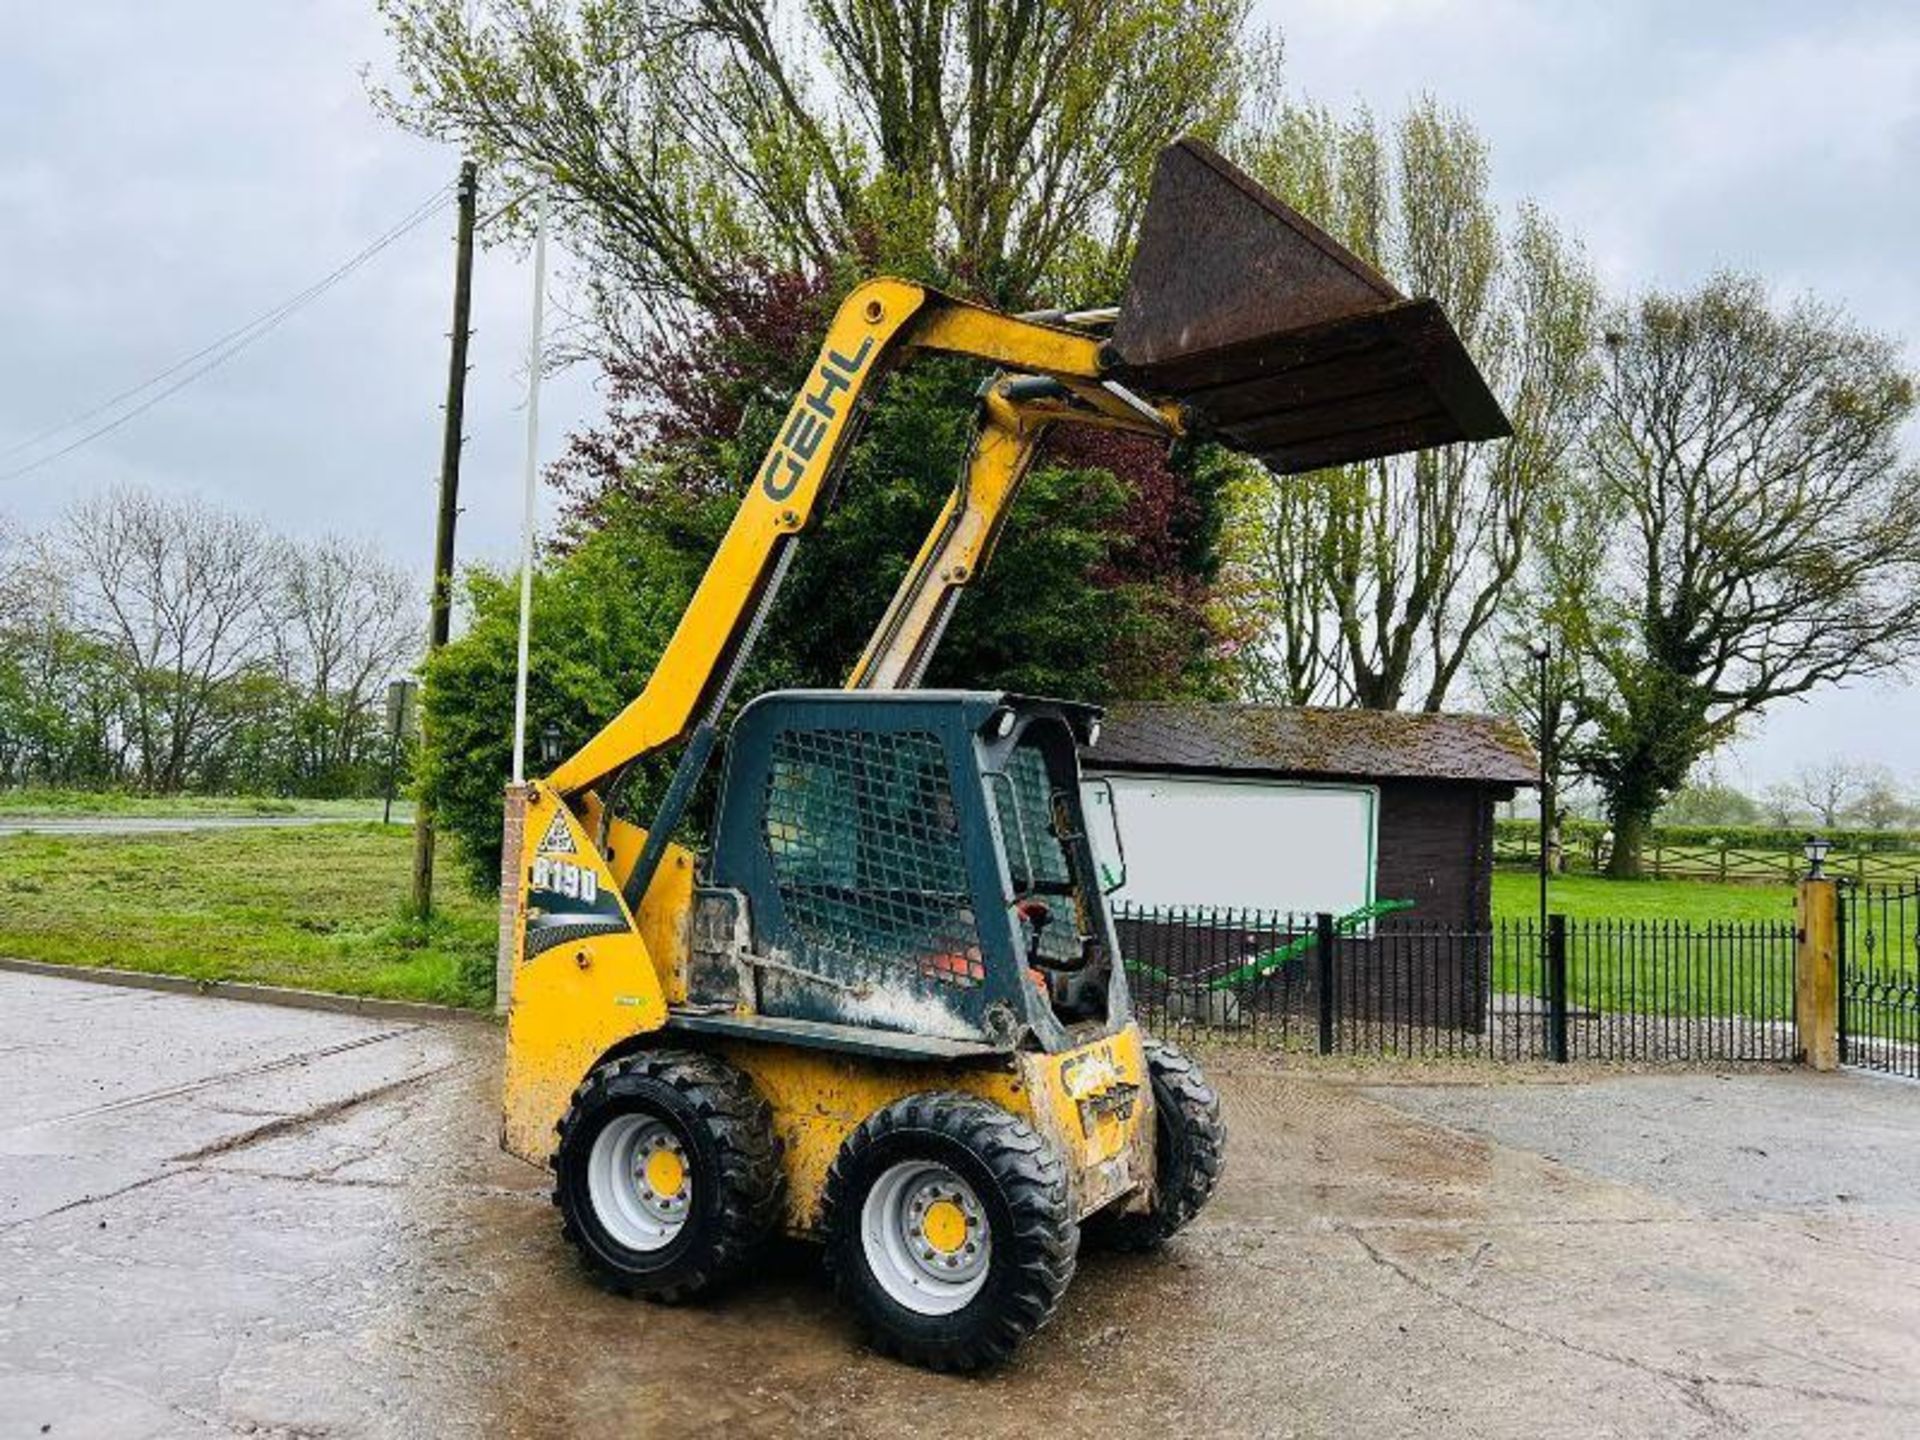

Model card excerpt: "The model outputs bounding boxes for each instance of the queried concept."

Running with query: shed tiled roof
[1086,702,1538,786]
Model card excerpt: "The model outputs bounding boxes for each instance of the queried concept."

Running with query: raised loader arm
[540,278,1179,913]
[545,279,1136,798]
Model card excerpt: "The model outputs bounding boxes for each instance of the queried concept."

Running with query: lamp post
[1528,638,1552,949]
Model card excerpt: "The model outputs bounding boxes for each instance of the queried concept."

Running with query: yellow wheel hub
[921,1198,968,1254]
[644,1147,687,1197]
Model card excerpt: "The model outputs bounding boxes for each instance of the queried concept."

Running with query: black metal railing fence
[1840,883,1920,1079]
[1115,905,1798,1065]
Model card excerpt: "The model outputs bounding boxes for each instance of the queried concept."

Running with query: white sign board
[1086,774,1377,918]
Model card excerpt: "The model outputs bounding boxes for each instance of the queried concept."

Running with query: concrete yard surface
[2,969,1917,1438]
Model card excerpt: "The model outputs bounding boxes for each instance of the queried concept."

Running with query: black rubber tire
[552,1048,782,1303]
[822,1093,1078,1372]
[1087,1037,1224,1251]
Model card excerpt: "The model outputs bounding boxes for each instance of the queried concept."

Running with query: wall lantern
[1803,834,1833,880]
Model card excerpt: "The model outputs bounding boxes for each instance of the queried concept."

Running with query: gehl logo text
[759,335,874,501]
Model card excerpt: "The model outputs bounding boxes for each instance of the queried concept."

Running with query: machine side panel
[501,787,669,1164]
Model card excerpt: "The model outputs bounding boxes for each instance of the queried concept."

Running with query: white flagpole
[510,178,548,786]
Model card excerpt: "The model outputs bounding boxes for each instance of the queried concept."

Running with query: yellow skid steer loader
[498,140,1508,1370]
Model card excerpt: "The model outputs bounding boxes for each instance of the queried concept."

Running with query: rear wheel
[553,1048,781,1302]
[1088,1037,1224,1251]
[823,1093,1077,1371]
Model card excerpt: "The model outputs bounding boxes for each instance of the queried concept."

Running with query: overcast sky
[3,1,1916,788]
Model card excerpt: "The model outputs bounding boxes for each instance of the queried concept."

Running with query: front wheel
[1087,1036,1224,1251]
[823,1094,1078,1371]
[552,1048,782,1302]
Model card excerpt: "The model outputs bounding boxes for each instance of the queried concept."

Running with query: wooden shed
[1083,702,1538,930]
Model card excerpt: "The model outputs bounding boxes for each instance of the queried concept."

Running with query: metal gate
[1840,883,1920,1079]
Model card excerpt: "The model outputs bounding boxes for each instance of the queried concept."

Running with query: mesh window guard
[993,742,1086,968]
[764,728,985,989]
[995,745,1073,891]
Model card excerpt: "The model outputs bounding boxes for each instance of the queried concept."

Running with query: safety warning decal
[537,809,577,856]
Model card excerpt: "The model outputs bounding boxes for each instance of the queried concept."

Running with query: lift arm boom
[545,279,1164,798]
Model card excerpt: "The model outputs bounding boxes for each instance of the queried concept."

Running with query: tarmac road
[2,968,1917,1439]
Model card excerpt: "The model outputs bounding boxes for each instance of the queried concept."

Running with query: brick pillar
[496,783,529,1016]
[1795,875,1838,1071]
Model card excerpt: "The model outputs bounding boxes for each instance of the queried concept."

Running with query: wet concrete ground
[2,969,1917,1439]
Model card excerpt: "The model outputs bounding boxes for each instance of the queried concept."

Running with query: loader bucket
[1108,139,1511,474]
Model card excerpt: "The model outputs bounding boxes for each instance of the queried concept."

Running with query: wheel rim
[860,1159,991,1315]
[587,1114,691,1252]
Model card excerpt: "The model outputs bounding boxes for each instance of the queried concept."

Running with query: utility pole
[412,159,478,917]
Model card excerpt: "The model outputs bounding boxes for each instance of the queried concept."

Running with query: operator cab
[694,690,1128,1054]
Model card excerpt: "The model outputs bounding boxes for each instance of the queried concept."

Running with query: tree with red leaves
[546,261,1229,700]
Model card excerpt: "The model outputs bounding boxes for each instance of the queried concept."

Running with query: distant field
[0,823,491,1006]
[0,788,408,820]
[1491,872,1795,926]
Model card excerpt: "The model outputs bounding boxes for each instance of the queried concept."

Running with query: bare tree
[56,489,282,792]
[1221,98,1599,711]
[1217,454,1350,704]
[274,537,420,786]
[0,519,22,628]
[1792,758,1872,830]
[1846,765,1912,831]
[0,531,134,788]
[1659,777,1762,827]
[1759,782,1804,829]
[1563,275,1920,875]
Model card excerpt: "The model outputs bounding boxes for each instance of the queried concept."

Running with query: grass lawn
[0,787,411,820]
[1491,870,1795,925]
[1490,871,1797,1017]
[0,823,493,1007]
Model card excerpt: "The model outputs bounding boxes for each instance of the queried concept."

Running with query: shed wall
[1373,780,1495,929]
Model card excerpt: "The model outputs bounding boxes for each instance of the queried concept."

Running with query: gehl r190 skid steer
[499,140,1509,1370]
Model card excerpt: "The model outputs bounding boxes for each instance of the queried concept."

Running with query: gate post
[1315,912,1337,1055]
[495,782,530,1016]
[1795,868,1839,1072]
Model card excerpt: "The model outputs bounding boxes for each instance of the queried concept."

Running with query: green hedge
[1495,818,1920,854]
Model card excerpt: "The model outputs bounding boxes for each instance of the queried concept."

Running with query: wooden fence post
[1795,874,1839,1071]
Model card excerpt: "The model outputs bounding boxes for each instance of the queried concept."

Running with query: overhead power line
[1,180,459,483]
